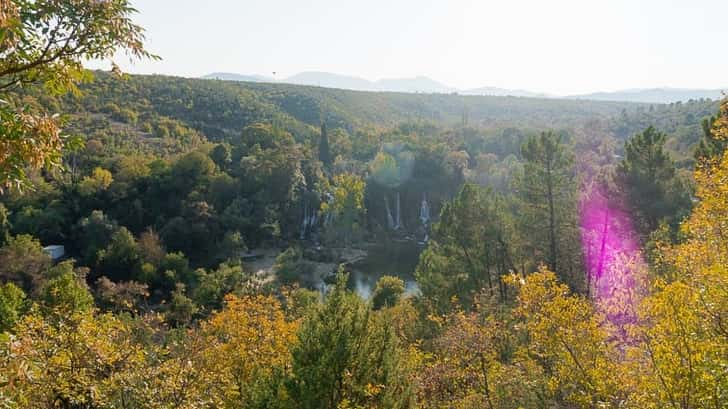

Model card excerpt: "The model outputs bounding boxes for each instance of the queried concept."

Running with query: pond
[347,240,423,299]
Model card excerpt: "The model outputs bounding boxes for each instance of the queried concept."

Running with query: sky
[90,0,728,96]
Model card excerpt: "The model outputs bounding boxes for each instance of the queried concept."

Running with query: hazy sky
[92,0,728,95]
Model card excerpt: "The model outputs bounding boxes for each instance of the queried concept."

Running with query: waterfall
[419,193,430,226]
[419,193,431,243]
[324,192,335,226]
[385,197,395,229]
[394,192,403,230]
[300,200,309,239]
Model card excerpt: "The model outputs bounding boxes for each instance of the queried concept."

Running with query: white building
[43,245,65,261]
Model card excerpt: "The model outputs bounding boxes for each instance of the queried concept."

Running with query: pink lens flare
[580,185,647,335]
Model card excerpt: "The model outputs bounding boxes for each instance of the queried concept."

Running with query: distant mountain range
[202,72,725,103]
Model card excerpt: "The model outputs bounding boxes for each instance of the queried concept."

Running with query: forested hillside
[1,2,726,408]
[15,71,719,161]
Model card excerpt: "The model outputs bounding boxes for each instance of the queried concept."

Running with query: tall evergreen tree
[319,121,332,171]
[518,131,578,282]
[415,184,518,313]
[616,126,690,237]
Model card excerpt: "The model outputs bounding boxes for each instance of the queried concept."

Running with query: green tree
[210,143,233,170]
[287,273,413,409]
[192,262,249,310]
[0,282,26,333]
[371,275,405,310]
[274,246,314,286]
[0,203,10,246]
[319,121,332,171]
[170,151,216,193]
[0,234,52,292]
[694,99,728,162]
[75,210,119,267]
[98,227,142,282]
[518,131,578,281]
[40,261,94,313]
[616,126,690,236]
[416,184,516,313]
[165,283,198,326]
[321,173,366,244]
[77,167,113,196]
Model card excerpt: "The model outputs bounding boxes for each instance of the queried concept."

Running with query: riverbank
[243,246,369,282]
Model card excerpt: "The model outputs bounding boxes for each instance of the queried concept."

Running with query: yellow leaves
[0,309,146,408]
[195,294,298,406]
[713,99,728,142]
[328,173,366,214]
[625,146,728,409]
[507,268,623,408]
[625,280,725,409]
[78,167,114,195]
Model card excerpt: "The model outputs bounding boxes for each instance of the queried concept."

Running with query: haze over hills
[202,71,533,97]
[461,86,550,98]
[203,71,726,103]
[567,87,727,104]
[203,72,274,83]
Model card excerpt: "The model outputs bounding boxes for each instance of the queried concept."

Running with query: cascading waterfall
[394,191,403,230]
[419,193,430,225]
[420,193,431,242]
[300,198,314,239]
[385,196,395,229]
[324,192,335,226]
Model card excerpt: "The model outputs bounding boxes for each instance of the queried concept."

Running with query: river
[347,240,422,299]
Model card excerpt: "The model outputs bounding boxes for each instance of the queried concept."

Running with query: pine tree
[616,126,690,237]
[518,131,578,283]
[287,273,412,408]
[319,121,332,171]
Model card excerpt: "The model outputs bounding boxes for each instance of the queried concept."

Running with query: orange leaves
[0,103,64,193]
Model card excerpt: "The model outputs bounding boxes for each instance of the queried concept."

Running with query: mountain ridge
[202,71,725,103]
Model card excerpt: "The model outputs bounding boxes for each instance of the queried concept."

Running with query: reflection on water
[348,241,422,299]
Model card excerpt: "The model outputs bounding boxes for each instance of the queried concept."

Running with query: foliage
[0,308,146,409]
[694,98,728,161]
[287,273,415,409]
[0,10,726,404]
[274,246,314,286]
[0,0,156,191]
[40,260,94,313]
[627,146,728,408]
[196,294,298,407]
[0,282,26,333]
[321,173,366,244]
[518,131,580,285]
[0,233,52,292]
[416,184,516,313]
[616,126,691,237]
[77,166,113,196]
[371,275,405,310]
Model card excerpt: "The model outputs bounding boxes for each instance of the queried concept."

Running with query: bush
[371,275,405,309]
[274,247,314,285]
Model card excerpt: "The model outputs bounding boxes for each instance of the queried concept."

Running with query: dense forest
[1,1,726,409]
